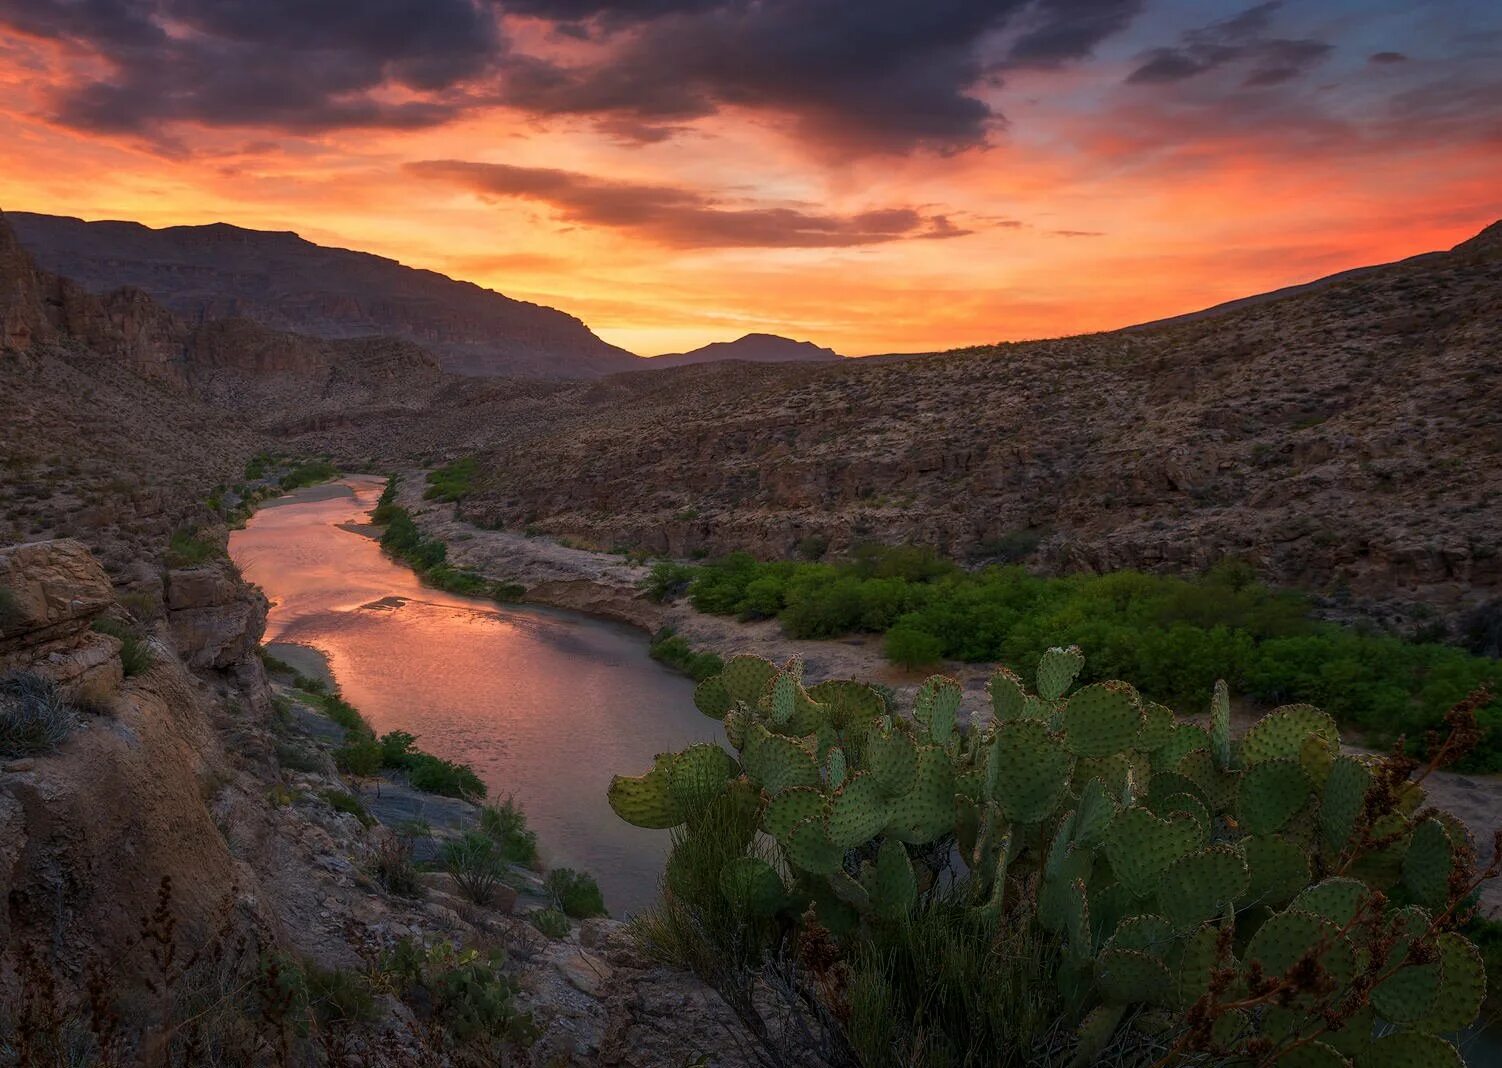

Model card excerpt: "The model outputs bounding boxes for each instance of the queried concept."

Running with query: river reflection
[228,476,722,915]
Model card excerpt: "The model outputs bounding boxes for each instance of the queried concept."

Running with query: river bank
[395,468,1502,915]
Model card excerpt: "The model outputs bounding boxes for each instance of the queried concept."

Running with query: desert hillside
[10,211,638,379]
[324,222,1502,634]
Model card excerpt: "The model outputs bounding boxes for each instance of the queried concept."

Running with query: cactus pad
[607,758,684,829]
[865,726,919,797]
[862,837,917,918]
[828,773,891,849]
[988,667,1027,721]
[1245,909,1354,985]
[1104,807,1200,898]
[1037,645,1085,701]
[1177,926,1227,1008]
[1241,704,1338,766]
[693,675,731,719]
[743,726,821,794]
[1320,755,1371,853]
[989,719,1073,824]
[1403,818,1454,909]
[1153,724,1212,772]
[1290,877,1372,926]
[720,655,777,706]
[785,817,844,874]
[763,786,828,842]
[1415,931,1487,1033]
[915,675,962,745]
[1359,1032,1462,1068]
[1157,845,1249,926]
[1062,681,1143,757]
[1137,701,1176,752]
[1371,954,1442,1025]
[1108,914,1176,955]
[884,745,957,843]
[1274,1042,1352,1068]
[1097,948,1172,1005]
[1210,679,1232,770]
[1241,834,1310,908]
[1071,777,1119,847]
[723,706,750,749]
[719,856,786,917]
[667,743,737,813]
[1237,757,1313,835]
[1152,792,1211,842]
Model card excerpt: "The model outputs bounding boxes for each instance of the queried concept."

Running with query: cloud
[1125,2,1331,88]
[407,159,974,247]
[1369,51,1409,64]
[498,0,1144,154]
[0,0,506,135]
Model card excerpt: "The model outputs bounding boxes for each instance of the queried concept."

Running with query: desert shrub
[243,453,272,480]
[370,477,401,524]
[480,797,539,866]
[278,460,338,491]
[92,617,154,677]
[545,868,606,918]
[648,628,724,681]
[643,561,697,602]
[319,789,373,827]
[442,833,507,905]
[333,736,382,778]
[0,671,78,757]
[884,623,943,668]
[406,753,486,799]
[304,965,377,1026]
[166,527,217,566]
[275,742,322,772]
[610,649,1499,1067]
[381,939,535,1055]
[424,458,479,502]
[529,909,570,938]
[373,833,423,898]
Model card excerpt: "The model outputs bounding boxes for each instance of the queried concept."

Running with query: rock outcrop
[0,539,122,699]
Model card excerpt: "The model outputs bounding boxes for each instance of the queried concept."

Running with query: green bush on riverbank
[373,480,525,603]
[650,548,1502,769]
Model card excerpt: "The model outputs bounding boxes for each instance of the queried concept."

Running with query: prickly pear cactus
[608,647,1493,1066]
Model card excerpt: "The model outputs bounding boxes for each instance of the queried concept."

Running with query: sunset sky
[1,0,1498,356]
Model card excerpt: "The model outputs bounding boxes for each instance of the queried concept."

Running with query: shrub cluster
[297,690,486,800]
[91,616,154,677]
[277,459,338,491]
[424,457,479,502]
[0,671,79,757]
[373,480,526,603]
[544,868,607,918]
[664,548,1502,769]
[648,627,725,681]
[480,796,540,866]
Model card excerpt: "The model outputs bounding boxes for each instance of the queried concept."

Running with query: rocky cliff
[10,211,640,379]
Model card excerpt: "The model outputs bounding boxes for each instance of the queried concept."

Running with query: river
[227,475,723,916]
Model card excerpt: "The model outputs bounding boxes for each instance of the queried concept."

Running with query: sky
[0,1,1498,356]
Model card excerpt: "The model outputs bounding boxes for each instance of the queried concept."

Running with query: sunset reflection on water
[229,476,722,915]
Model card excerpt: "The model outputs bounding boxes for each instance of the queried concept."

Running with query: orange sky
[0,1,1497,356]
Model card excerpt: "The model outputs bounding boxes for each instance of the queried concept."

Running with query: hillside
[9,211,639,379]
[647,332,842,367]
[321,222,1502,637]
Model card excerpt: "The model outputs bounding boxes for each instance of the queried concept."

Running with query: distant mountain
[647,332,841,367]
[8,212,639,379]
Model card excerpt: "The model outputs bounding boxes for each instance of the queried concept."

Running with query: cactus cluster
[609,648,1491,1066]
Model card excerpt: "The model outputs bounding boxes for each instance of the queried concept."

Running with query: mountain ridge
[647,332,842,367]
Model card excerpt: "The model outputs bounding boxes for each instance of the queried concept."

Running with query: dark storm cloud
[0,0,1144,152]
[407,159,974,247]
[1126,1,1332,88]
[0,0,505,134]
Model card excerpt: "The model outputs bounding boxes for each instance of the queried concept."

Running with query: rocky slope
[648,331,842,366]
[11,211,639,379]
[318,221,1502,636]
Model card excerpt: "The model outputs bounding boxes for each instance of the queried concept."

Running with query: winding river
[228,476,722,915]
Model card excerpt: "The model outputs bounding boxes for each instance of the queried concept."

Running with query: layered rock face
[11,211,640,378]
[0,539,121,699]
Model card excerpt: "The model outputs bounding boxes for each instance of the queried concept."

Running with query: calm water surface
[228,476,721,915]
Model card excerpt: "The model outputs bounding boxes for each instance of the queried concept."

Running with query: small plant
[545,868,606,919]
[442,832,507,905]
[92,617,154,677]
[278,459,339,491]
[333,736,382,778]
[529,908,570,938]
[643,561,698,602]
[381,939,535,1056]
[319,789,373,827]
[0,671,79,757]
[166,527,218,566]
[480,796,540,866]
[649,628,725,681]
[373,833,423,898]
[424,457,479,502]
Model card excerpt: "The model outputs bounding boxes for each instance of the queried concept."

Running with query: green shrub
[545,868,606,919]
[884,623,943,668]
[424,458,479,502]
[609,649,1498,1067]
[382,939,534,1054]
[278,460,338,491]
[166,528,217,566]
[373,834,423,898]
[0,671,79,757]
[529,909,570,938]
[643,561,698,602]
[92,617,154,677]
[648,628,724,681]
[480,797,539,866]
[319,789,373,827]
[303,965,377,1026]
[333,736,382,778]
[442,832,507,905]
[275,742,322,772]
[406,752,486,799]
